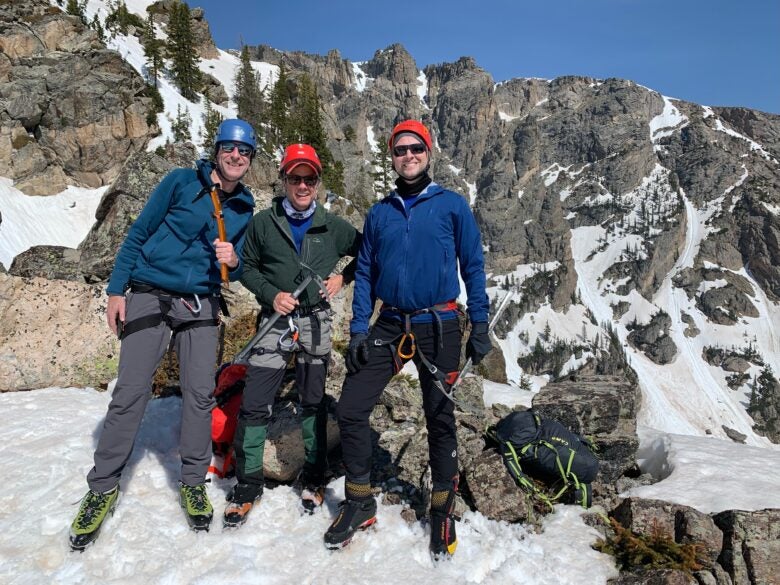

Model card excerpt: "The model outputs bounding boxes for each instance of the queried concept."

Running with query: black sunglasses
[285,175,319,187]
[219,141,253,156]
[392,144,426,157]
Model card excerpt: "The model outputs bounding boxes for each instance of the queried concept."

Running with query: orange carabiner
[397,332,416,359]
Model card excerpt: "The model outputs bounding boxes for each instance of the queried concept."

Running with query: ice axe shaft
[232,274,314,364]
[209,185,230,288]
[443,290,514,402]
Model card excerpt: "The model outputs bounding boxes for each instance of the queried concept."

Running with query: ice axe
[229,261,328,366]
[439,289,514,405]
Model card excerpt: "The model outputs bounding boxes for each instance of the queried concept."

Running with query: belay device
[487,409,599,508]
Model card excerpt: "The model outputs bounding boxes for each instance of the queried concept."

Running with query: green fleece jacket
[240,197,361,310]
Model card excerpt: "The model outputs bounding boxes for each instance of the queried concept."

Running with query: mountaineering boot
[294,469,325,515]
[429,488,458,559]
[223,483,262,528]
[69,486,119,551]
[323,481,377,550]
[179,483,213,532]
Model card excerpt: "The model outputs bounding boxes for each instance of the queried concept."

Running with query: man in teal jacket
[223,144,361,527]
[69,119,257,550]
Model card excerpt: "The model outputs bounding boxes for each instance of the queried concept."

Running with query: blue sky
[193,0,779,114]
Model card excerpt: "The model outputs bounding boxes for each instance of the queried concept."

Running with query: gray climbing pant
[86,290,219,492]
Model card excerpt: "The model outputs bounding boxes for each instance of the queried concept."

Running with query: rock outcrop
[0,272,117,391]
[0,0,156,195]
[608,498,780,585]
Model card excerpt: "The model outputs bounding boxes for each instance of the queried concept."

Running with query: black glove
[345,333,370,374]
[465,322,491,365]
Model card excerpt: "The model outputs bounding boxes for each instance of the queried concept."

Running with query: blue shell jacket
[106,159,255,296]
[350,182,489,335]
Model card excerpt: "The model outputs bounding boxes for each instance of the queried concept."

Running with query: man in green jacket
[224,144,361,527]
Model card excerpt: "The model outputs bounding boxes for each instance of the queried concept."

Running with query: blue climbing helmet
[214,119,257,153]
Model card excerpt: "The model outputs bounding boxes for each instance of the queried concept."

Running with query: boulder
[0,273,117,391]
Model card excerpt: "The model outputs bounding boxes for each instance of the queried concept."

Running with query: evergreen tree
[267,63,292,150]
[289,74,344,194]
[90,14,105,42]
[66,0,87,23]
[141,12,164,88]
[750,365,777,413]
[370,138,393,197]
[105,1,143,35]
[201,97,223,153]
[171,104,192,143]
[325,160,346,197]
[233,45,265,149]
[166,1,201,101]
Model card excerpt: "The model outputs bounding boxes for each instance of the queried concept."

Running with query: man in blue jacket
[323,120,492,558]
[68,119,257,550]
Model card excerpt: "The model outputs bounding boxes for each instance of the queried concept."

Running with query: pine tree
[66,0,87,23]
[201,97,223,153]
[370,138,393,197]
[141,12,164,88]
[90,14,105,42]
[234,45,265,149]
[166,1,201,101]
[171,104,192,143]
[267,63,292,150]
[289,74,344,194]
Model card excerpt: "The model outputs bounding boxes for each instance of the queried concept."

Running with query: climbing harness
[118,282,220,341]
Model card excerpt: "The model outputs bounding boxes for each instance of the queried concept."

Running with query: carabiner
[181,293,202,314]
[397,332,416,359]
[278,316,300,352]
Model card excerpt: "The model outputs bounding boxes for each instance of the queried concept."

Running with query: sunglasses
[285,175,319,187]
[392,144,426,157]
[219,141,253,156]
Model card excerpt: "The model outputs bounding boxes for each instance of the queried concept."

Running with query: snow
[417,70,430,110]
[352,62,370,93]
[466,180,478,206]
[712,119,776,162]
[3,387,780,583]
[630,427,780,514]
[0,388,617,585]
[763,202,780,216]
[649,96,688,145]
[366,125,378,152]
[0,179,106,269]
[569,162,780,447]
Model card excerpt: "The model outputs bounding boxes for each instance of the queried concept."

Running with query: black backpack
[488,409,599,508]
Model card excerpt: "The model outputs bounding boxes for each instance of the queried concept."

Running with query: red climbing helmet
[279,143,323,176]
[387,120,432,151]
